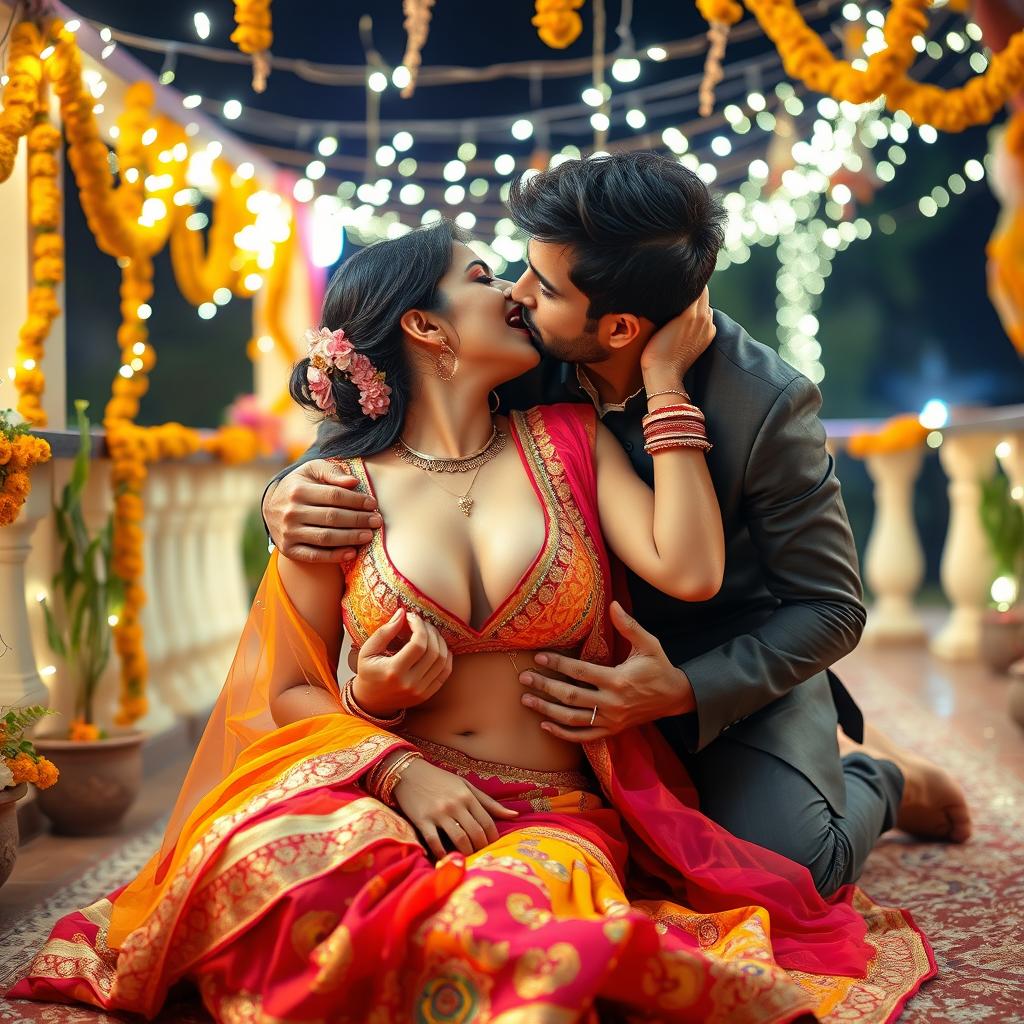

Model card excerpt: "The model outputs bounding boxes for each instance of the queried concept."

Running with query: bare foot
[838,724,972,843]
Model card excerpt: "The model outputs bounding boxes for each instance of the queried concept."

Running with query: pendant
[457,496,474,516]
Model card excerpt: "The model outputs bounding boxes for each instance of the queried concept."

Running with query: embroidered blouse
[337,407,604,656]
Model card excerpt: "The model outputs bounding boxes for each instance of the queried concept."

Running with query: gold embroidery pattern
[339,410,603,659]
[310,923,354,994]
[511,825,620,885]
[513,941,581,999]
[14,895,121,1002]
[111,735,398,1012]
[170,799,418,975]
[402,732,595,791]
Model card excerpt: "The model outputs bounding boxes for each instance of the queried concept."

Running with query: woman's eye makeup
[539,286,554,299]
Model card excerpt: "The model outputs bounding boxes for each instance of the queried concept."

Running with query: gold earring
[435,338,458,381]
[489,390,500,414]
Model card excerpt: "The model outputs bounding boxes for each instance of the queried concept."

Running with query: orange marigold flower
[7,753,38,785]
[3,471,31,502]
[33,757,59,789]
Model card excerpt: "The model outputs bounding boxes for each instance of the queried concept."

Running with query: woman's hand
[392,757,519,859]
[353,608,453,716]
[639,286,716,385]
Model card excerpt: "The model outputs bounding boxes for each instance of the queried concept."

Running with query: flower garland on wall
[0,17,293,727]
[16,115,63,428]
[848,414,930,458]
[0,411,52,527]
[533,0,585,49]
[232,1,273,93]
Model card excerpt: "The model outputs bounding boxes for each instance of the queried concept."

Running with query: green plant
[40,401,123,728]
[981,469,1024,607]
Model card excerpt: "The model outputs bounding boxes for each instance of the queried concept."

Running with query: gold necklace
[394,425,507,473]
[419,463,485,517]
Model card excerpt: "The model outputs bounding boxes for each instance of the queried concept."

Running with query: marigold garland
[0,414,52,528]
[0,22,42,184]
[847,414,929,458]
[740,0,927,105]
[533,0,585,49]
[232,1,273,92]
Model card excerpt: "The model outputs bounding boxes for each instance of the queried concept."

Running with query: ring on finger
[589,705,598,726]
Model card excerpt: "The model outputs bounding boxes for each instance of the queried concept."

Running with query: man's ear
[598,312,652,351]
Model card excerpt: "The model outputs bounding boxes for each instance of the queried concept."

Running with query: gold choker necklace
[394,424,507,474]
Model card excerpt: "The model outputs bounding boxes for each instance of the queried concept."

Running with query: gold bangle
[342,675,406,728]
[645,388,691,402]
[380,751,423,806]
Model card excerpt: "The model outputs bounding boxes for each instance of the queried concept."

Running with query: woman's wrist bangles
[366,749,423,807]
[642,402,713,455]
[341,675,406,728]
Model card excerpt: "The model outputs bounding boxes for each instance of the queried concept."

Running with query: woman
[8,222,932,1023]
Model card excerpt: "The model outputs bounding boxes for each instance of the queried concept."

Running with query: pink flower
[325,329,354,371]
[306,366,335,414]
[358,375,392,419]
[305,327,353,373]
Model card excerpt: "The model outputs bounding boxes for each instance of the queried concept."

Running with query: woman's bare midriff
[400,649,588,772]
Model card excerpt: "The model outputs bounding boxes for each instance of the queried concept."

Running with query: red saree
[5,404,934,1023]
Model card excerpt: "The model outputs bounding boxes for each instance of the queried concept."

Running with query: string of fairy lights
[5,4,997,385]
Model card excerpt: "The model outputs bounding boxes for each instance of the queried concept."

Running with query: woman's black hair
[506,151,726,327]
[289,219,461,458]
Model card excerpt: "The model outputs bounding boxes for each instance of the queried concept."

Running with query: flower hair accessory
[304,327,392,420]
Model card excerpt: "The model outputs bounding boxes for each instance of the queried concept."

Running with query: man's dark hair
[506,151,726,326]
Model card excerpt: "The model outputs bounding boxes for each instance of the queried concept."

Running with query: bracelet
[370,750,423,807]
[341,675,406,728]
[644,419,707,438]
[365,749,418,801]
[642,405,705,425]
[645,388,691,402]
[645,437,714,455]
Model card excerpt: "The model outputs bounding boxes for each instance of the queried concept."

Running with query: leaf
[67,401,92,505]
[40,598,67,659]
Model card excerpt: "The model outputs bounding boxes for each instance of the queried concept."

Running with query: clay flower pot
[32,733,145,836]
[980,608,1024,675]
[0,783,28,888]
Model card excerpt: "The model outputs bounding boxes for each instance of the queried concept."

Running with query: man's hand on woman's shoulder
[263,458,382,562]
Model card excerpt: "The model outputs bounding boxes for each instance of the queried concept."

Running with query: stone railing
[0,428,283,737]
[2,406,1022,747]
[826,404,1024,660]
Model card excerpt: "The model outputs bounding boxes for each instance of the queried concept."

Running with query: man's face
[510,240,607,364]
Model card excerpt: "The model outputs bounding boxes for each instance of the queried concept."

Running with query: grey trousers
[682,741,904,897]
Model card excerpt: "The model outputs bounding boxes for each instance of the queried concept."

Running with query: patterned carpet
[0,657,1020,1022]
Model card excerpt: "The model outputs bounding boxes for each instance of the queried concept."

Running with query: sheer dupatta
[540,401,873,978]
[106,552,412,950]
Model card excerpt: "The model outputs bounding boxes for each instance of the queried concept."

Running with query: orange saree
[6,404,934,1023]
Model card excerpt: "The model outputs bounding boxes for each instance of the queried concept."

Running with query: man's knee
[699,796,853,897]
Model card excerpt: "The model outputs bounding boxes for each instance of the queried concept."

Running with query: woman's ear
[400,307,446,344]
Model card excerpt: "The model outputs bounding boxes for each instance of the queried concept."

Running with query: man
[263,152,969,895]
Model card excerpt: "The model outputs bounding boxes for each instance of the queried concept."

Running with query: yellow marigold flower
[0,436,11,466]
[0,494,21,526]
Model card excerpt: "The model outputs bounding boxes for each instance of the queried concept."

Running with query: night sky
[63,1,1024,440]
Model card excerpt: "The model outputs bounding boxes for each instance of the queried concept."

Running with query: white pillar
[997,431,1024,677]
[862,448,927,644]
[931,433,999,661]
[0,461,52,712]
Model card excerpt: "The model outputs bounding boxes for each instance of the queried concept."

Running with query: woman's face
[414,242,540,387]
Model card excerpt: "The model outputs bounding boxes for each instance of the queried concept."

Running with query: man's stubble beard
[522,310,606,365]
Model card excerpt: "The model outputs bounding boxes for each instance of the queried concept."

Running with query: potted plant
[32,401,145,835]
[979,469,1024,673]
[1,705,59,888]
